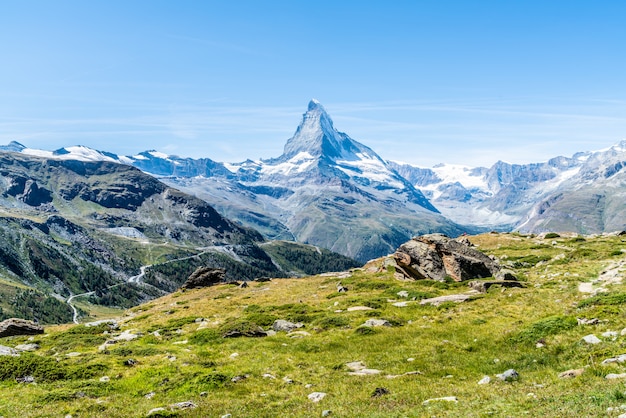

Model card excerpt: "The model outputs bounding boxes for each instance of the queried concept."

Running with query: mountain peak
[307,98,323,111]
[281,100,370,163]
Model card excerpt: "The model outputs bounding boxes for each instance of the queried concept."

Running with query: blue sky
[1,1,626,167]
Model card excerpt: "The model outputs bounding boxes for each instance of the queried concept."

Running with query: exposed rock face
[0,318,44,338]
[393,234,511,282]
[181,267,226,289]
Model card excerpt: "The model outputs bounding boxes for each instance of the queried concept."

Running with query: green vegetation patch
[509,315,578,344]
[578,292,626,308]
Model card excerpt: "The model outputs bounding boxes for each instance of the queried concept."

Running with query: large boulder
[181,267,226,289]
[393,234,511,282]
[0,318,44,338]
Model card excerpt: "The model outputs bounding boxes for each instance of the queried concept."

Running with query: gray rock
[181,267,226,289]
[478,376,491,385]
[558,368,584,378]
[308,392,327,402]
[147,408,166,416]
[394,234,506,282]
[0,345,19,356]
[582,334,602,344]
[272,320,304,332]
[15,343,39,352]
[363,319,392,327]
[420,293,475,306]
[468,280,524,293]
[170,401,197,409]
[322,410,332,417]
[496,369,519,382]
[0,318,43,338]
[397,290,409,298]
[606,373,626,380]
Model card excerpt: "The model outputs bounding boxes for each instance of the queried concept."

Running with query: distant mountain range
[3,99,626,264]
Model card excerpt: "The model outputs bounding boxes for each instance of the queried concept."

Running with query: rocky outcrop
[393,234,514,282]
[181,267,226,289]
[0,318,44,338]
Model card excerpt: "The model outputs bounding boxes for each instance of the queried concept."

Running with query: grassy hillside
[2,232,626,417]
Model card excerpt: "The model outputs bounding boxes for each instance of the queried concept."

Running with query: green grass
[1,232,626,417]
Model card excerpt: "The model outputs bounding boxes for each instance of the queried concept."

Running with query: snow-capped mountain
[3,100,626,258]
[161,100,464,262]
[389,152,591,230]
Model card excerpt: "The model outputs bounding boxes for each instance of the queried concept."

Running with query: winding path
[66,247,214,324]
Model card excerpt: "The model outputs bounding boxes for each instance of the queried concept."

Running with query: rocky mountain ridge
[4,101,626,256]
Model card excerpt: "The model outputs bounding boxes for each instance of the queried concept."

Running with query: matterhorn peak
[281,100,357,161]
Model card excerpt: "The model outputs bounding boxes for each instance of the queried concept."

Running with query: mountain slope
[0,152,359,323]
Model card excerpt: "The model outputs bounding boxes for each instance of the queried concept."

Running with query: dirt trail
[578,257,626,295]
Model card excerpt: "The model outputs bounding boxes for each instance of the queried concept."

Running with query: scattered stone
[113,330,141,342]
[272,320,304,332]
[167,355,177,362]
[144,392,155,399]
[420,294,475,306]
[362,319,392,327]
[346,361,367,371]
[558,368,584,379]
[66,352,81,357]
[577,318,600,325]
[582,334,602,344]
[283,376,294,384]
[147,408,166,416]
[15,343,39,352]
[603,331,618,339]
[478,376,491,385]
[16,375,34,384]
[239,281,249,288]
[262,373,276,379]
[496,369,519,382]
[231,374,248,383]
[305,384,313,389]
[99,376,110,382]
[0,318,44,338]
[422,396,458,405]
[602,354,626,365]
[468,280,524,293]
[371,387,390,397]
[181,267,226,289]
[221,415,232,418]
[606,373,626,380]
[397,290,409,298]
[322,410,332,417]
[536,342,545,348]
[347,306,373,312]
[289,330,311,337]
[392,302,408,307]
[124,358,138,366]
[308,392,327,402]
[84,319,119,330]
[170,401,197,410]
[349,369,382,376]
[229,352,239,358]
[337,283,348,292]
[0,345,19,356]
[407,358,415,362]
